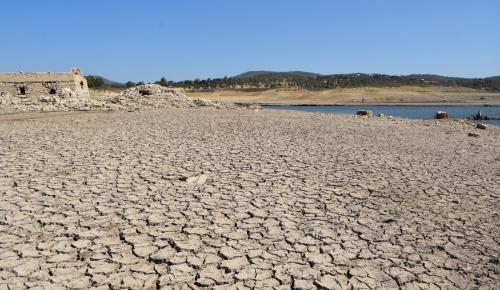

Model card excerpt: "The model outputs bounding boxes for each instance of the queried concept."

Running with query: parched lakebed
[0,108,499,289]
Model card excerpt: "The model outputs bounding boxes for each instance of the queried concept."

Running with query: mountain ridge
[235,71,500,80]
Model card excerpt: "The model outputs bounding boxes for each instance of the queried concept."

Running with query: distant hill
[403,74,500,90]
[483,76,500,90]
[234,71,321,79]
[226,71,500,91]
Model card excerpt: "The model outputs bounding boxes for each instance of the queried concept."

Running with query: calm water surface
[266,105,500,126]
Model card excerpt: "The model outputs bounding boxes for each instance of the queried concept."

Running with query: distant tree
[125,81,136,88]
[156,77,168,87]
[85,75,105,88]
[193,79,201,89]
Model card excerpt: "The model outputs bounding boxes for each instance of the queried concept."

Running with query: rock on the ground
[476,123,487,130]
[356,110,373,117]
[435,111,449,119]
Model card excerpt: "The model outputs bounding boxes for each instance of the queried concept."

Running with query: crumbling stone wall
[0,68,88,99]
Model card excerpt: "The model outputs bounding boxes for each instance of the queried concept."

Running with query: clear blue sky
[1,0,499,82]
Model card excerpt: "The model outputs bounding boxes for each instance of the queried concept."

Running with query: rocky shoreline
[0,108,498,289]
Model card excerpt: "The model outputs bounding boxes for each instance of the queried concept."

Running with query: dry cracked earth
[0,108,499,290]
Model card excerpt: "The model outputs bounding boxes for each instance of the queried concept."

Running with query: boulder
[476,123,487,130]
[356,110,373,117]
[435,111,448,119]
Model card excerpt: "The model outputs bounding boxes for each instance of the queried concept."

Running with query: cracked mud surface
[0,108,499,289]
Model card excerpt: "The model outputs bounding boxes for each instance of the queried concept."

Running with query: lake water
[266,105,500,126]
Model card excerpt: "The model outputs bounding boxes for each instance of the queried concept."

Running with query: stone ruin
[0,68,88,99]
[0,76,259,112]
[0,68,260,112]
[0,68,97,111]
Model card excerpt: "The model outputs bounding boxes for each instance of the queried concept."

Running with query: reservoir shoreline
[258,102,500,107]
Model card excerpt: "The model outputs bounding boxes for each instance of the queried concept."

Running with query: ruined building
[0,68,88,96]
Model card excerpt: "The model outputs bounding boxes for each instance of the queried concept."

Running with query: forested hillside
[87,72,500,91]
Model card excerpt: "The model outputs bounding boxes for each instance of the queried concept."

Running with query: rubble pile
[110,84,195,108]
[0,89,116,112]
[111,84,251,110]
[0,84,259,112]
[36,88,117,111]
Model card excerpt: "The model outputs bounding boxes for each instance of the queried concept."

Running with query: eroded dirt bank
[0,108,498,289]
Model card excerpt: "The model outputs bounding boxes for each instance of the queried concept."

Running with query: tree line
[86,73,500,91]
[172,74,500,91]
